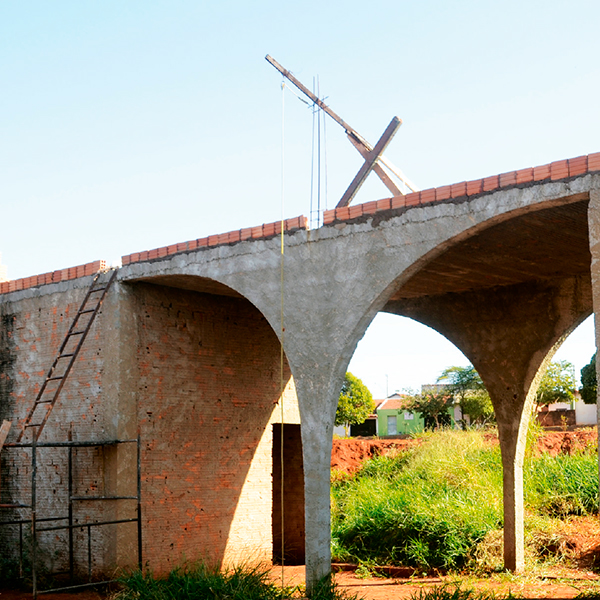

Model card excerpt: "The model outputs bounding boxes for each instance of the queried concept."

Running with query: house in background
[536,393,597,428]
[377,393,425,436]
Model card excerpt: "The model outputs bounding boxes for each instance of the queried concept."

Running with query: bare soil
[3,429,598,599]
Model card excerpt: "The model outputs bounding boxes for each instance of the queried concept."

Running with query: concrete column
[587,189,600,503]
[483,377,537,570]
[386,275,590,572]
[293,366,343,594]
[101,282,140,570]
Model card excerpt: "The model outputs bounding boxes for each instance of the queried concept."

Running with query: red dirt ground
[3,429,599,599]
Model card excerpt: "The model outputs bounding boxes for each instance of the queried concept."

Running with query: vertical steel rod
[87,524,92,582]
[68,442,74,581]
[19,521,23,578]
[31,435,37,599]
[137,431,142,571]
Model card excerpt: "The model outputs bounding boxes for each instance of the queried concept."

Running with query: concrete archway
[115,173,599,589]
[106,274,303,573]
[383,199,592,571]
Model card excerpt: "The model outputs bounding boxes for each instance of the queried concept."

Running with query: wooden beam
[337,117,402,207]
[0,421,11,453]
[265,55,371,147]
[347,134,402,197]
[266,55,418,197]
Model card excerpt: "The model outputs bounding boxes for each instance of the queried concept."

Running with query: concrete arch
[104,274,305,573]
[106,176,600,588]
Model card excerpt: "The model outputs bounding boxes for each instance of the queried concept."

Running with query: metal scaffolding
[0,435,142,597]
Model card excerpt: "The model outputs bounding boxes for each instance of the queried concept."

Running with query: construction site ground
[2,428,600,600]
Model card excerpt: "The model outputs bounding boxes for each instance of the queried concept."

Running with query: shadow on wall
[132,281,299,572]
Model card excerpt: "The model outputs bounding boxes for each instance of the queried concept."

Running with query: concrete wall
[575,401,597,425]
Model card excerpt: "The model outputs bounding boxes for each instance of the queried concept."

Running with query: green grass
[331,428,599,571]
[408,584,521,600]
[115,563,359,600]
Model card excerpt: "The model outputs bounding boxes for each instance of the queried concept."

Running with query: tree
[437,365,494,425]
[535,360,576,407]
[405,391,453,430]
[335,372,375,436]
[580,353,597,404]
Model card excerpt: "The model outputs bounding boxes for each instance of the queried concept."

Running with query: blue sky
[2,1,598,393]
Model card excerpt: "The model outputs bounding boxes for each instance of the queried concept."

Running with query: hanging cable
[309,78,316,229]
[323,101,328,212]
[317,77,321,226]
[279,78,286,597]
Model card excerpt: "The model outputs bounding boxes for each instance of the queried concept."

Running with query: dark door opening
[272,423,305,565]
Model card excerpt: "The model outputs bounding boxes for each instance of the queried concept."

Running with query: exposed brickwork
[0,285,118,576]
[322,152,600,225]
[0,281,302,576]
[121,216,309,267]
[0,260,107,296]
[133,283,300,572]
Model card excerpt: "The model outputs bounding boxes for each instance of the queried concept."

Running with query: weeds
[408,584,515,600]
[115,564,358,600]
[332,428,599,572]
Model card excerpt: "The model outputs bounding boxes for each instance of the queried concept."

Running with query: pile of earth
[331,427,598,474]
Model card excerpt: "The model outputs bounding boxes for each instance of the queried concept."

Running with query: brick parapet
[322,152,600,225]
[4,151,599,292]
[121,216,309,267]
[0,260,107,296]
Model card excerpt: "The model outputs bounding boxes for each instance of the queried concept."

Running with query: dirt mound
[331,437,417,474]
[535,428,597,456]
[331,428,598,474]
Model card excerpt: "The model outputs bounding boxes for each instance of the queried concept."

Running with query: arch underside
[380,196,593,572]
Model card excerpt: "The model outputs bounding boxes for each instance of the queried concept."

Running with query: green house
[376,390,458,436]
[376,394,425,436]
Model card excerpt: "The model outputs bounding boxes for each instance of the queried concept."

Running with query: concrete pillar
[587,189,600,503]
[292,365,344,594]
[386,275,590,572]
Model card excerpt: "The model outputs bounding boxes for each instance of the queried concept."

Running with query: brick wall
[0,283,121,578]
[0,279,303,578]
[132,282,300,572]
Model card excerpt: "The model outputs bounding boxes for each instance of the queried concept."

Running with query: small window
[404,411,414,420]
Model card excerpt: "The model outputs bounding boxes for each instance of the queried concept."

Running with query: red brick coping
[2,152,599,296]
[323,152,600,224]
[0,261,107,295]
[121,216,308,266]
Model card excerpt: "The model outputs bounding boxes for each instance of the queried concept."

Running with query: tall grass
[331,428,598,571]
[115,564,358,600]
[115,564,286,600]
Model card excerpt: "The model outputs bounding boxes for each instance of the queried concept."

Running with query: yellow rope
[279,79,286,596]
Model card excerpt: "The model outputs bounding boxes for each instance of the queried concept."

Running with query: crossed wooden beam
[266,55,418,208]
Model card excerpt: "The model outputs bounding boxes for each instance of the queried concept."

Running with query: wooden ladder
[17,268,118,442]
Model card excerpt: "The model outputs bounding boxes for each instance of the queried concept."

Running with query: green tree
[335,372,375,437]
[437,365,494,425]
[405,391,453,430]
[535,360,576,406]
[580,353,597,404]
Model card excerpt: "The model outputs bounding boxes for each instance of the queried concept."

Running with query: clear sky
[2,1,599,393]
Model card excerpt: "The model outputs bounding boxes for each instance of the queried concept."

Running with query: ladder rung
[17,269,116,442]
